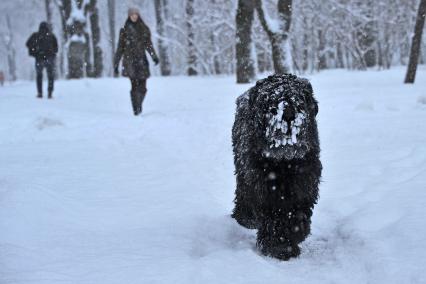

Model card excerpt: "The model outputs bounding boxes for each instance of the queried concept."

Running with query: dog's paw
[232,214,259,229]
[260,242,301,260]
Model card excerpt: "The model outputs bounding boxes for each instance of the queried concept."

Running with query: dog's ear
[238,89,257,133]
[303,81,318,116]
[233,91,259,173]
[312,98,319,116]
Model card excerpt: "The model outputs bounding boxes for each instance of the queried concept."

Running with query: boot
[37,93,43,99]
[134,106,142,116]
[133,91,144,116]
[140,93,146,115]
[48,91,53,99]
[130,91,139,116]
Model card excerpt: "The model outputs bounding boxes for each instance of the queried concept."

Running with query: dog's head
[250,74,319,161]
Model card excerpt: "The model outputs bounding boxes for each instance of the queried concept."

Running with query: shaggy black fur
[232,74,322,260]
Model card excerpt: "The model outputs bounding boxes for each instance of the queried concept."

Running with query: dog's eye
[270,108,278,115]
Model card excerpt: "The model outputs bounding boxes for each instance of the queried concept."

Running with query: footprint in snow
[189,215,256,258]
[35,117,64,130]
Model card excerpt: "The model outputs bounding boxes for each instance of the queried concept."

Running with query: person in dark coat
[26,22,58,99]
[114,7,160,116]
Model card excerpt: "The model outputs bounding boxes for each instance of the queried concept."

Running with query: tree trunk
[377,40,384,69]
[336,41,344,68]
[186,0,197,76]
[211,32,222,74]
[236,0,255,83]
[86,0,103,77]
[56,0,103,79]
[302,19,309,72]
[256,43,269,73]
[66,0,89,79]
[5,15,17,81]
[405,0,426,83]
[45,0,53,25]
[361,25,377,67]
[209,0,221,75]
[317,29,327,70]
[107,0,116,76]
[155,0,171,76]
[54,0,69,77]
[254,0,292,74]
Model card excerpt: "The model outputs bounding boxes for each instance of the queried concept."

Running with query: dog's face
[253,76,319,161]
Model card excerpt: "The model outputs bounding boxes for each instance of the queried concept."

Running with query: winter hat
[39,22,50,34]
[128,7,140,16]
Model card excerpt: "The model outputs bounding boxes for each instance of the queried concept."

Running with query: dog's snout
[283,107,296,122]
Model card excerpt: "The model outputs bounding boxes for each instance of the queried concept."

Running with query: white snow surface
[1,67,426,283]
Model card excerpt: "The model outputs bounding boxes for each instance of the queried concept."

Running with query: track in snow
[1,68,426,283]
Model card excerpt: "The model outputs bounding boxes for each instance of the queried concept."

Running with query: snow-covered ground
[1,67,426,283]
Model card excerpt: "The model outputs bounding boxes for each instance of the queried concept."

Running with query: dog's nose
[283,107,296,122]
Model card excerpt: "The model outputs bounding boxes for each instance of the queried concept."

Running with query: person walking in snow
[114,7,160,116]
[26,22,58,99]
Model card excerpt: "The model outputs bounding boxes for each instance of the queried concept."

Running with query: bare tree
[254,0,293,74]
[3,15,17,81]
[53,0,103,78]
[186,0,198,76]
[45,0,53,24]
[66,0,89,78]
[236,0,255,83]
[54,0,69,77]
[86,0,103,78]
[107,0,116,76]
[358,0,377,68]
[155,0,172,76]
[1,0,423,79]
[405,0,426,83]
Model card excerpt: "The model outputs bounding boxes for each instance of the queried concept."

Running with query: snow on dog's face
[266,100,306,147]
[253,75,319,161]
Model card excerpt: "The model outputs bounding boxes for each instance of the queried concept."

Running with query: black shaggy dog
[232,74,322,260]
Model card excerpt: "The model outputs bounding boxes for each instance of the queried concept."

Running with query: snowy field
[1,67,426,283]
